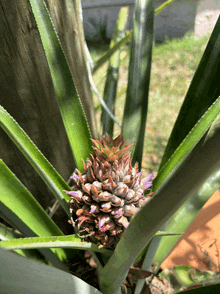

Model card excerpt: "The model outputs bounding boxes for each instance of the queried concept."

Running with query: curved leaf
[0,231,179,254]
[0,105,71,216]
[0,159,69,262]
[159,14,220,171]
[0,234,112,256]
[0,223,46,263]
[0,202,69,271]
[1,248,101,294]
[29,0,93,171]
[153,96,220,190]
[99,126,220,294]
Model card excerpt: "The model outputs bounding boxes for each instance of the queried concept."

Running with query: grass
[89,32,211,177]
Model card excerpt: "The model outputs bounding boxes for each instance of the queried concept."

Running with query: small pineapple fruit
[65,133,153,248]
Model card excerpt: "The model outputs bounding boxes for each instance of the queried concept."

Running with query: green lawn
[89,32,211,176]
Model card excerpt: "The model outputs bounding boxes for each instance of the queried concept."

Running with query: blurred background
[82,0,219,43]
[84,0,220,176]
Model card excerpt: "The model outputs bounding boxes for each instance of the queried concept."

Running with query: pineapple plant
[65,133,153,248]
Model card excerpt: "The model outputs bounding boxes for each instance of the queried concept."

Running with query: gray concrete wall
[82,0,219,42]
[154,0,197,41]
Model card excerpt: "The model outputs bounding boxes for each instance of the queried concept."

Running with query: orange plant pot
[161,190,220,272]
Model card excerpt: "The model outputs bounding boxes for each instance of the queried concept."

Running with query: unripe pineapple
[65,133,153,248]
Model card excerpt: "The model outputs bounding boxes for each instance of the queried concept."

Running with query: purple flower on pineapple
[141,173,154,190]
[65,190,80,197]
[71,172,79,183]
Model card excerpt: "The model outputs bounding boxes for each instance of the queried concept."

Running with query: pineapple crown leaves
[91,133,133,162]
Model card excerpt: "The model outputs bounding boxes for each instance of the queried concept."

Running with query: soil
[161,190,220,272]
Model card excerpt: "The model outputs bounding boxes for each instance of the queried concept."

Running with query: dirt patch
[161,190,220,272]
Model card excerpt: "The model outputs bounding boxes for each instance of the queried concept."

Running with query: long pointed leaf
[0,223,46,263]
[153,96,220,190]
[99,126,220,294]
[101,7,129,136]
[159,14,220,171]
[29,0,93,171]
[0,248,101,294]
[122,0,155,168]
[0,231,180,253]
[137,122,220,290]
[0,105,71,216]
[0,202,69,271]
[0,159,69,262]
[0,235,112,255]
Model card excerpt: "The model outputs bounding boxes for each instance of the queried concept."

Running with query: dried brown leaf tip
[65,133,154,248]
